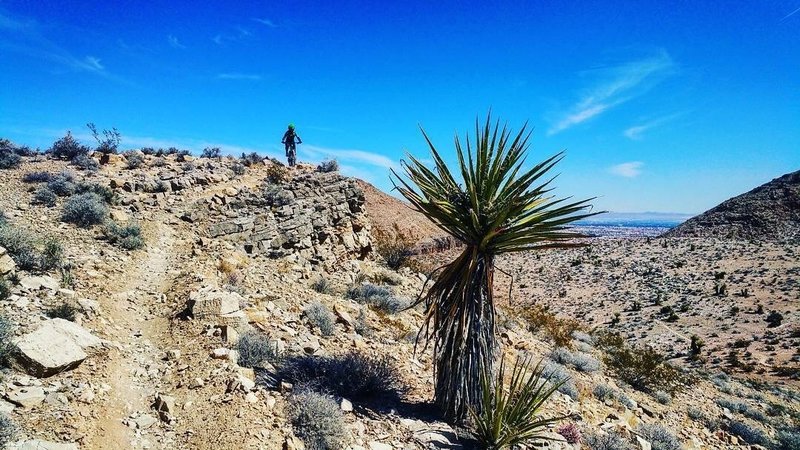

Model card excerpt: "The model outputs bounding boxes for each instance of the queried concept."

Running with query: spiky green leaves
[392,114,598,253]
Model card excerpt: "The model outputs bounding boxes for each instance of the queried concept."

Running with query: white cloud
[548,50,675,135]
[167,35,186,49]
[83,56,104,71]
[253,18,277,27]
[623,112,682,140]
[609,161,644,178]
[301,144,397,169]
[216,73,262,81]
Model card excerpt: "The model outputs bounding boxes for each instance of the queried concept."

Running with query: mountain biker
[282,124,302,167]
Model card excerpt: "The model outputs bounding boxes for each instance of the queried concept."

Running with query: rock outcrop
[13,319,105,378]
[665,169,800,241]
[182,171,372,269]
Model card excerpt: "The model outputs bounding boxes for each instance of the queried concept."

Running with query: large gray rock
[13,319,103,378]
[11,440,80,450]
[0,246,15,276]
[190,287,243,317]
[18,275,60,291]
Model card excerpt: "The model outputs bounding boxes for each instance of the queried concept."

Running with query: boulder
[18,275,60,291]
[0,246,14,276]
[13,319,103,377]
[190,287,243,317]
[5,386,45,408]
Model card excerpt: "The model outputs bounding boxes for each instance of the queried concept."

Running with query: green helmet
[288,123,295,129]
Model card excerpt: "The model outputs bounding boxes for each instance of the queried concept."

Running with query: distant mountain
[576,211,693,226]
[665,170,800,241]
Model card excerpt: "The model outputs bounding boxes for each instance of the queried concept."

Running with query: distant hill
[665,169,800,241]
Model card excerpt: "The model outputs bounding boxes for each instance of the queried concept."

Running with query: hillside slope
[666,169,800,241]
[356,180,444,244]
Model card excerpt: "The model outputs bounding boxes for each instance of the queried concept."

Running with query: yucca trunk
[429,245,497,422]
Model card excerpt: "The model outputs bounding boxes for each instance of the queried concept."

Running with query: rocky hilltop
[666,169,800,241]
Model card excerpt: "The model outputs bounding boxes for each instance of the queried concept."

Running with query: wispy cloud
[0,11,123,80]
[623,112,682,140]
[167,34,186,49]
[548,50,676,135]
[212,26,253,45]
[781,6,800,21]
[609,161,644,178]
[301,144,397,169]
[253,18,277,28]
[216,73,262,81]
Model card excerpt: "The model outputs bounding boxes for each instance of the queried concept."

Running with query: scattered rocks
[13,319,104,377]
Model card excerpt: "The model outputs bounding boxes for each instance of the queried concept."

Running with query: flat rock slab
[13,319,103,378]
[18,275,60,291]
[10,441,79,450]
[5,386,45,408]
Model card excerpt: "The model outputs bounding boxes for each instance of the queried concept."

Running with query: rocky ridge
[666,169,800,242]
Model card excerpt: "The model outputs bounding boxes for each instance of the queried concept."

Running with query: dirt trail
[86,220,178,449]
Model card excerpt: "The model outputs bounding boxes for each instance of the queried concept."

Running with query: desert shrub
[618,393,636,410]
[151,157,167,167]
[0,148,21,169]
[103,221,144,250]
[635,424,680,450]
[0,315,14,367]
[47,172,77,196]
[237,331,281,369]
[766,311,783,328]
[311,277,333,295]
[286,390,346,450]
[593,383,616,401]
[572,330,595,345]
[0,223,62,271]
[354,309,372,337]
[71,153,99,171]
[687,407,719,430]
[776,429,800,450]
[556,422,582,445]
[346,283,404,314]
[0,413,16,447]
[266,163,288,183]
[49,131,90,160]
[541,361,578,400]
[316,159,339,173]
[716,398,748,413]
[124,151,145,169]
[40,237,63,271]
[200,147,221,158]
[571,353,600,372]
[305,301,335,336]
[584,431,634,450]
[653,390,672,405]
[87,123,121,154]
[75,181,116,204]
[0,278,9,301]
[240,152,262,166]
[520,304,581,348]
[373,223,415,270]
[22,171,53,183]
[62,193,108,227]
[46,302,77,321]
[469,357,566,449]
[278,351,407,402]
[231,162,246,175]
[597,332,688,394]
[176,149,191,162]
[728,421,769,446]
[32,186,57,207]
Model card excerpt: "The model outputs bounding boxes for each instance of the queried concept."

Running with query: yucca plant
[392,114,597,421]
[470,356,569,449]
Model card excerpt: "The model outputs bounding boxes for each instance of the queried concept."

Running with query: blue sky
[1,1,798,214]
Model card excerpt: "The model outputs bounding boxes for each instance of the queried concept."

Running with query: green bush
[287,390,346,450]
[87,123,121,154]
[311,277,333,294]
[22,171,53,183]
[0,413,16,448]
[71,153,99,171]
[103,221,144,250]
[49,132,90,160]
[277,351,407,402]
[62,193,108,227]
[47,172,77,196]
[635,424,680,450]
[0,150,21,169]
[237,331,281,369]
[584,431,634,450]
[0,223,63,271]
[0,315,14,367]
[305,301,335,336]
[75,181,116,204]
[776,429,800,450]
[469,357,566,450]
[346,283,405,314]
[728,421,769,446]
[32,186,57,207]
[597,332,689,394]
[46,302,77,321]
[200,147,221,158]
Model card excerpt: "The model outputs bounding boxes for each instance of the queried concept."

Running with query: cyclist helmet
[288,123,295,129]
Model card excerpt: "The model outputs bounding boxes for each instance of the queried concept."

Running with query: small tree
[393,115,597,421]
[87,123,121,154]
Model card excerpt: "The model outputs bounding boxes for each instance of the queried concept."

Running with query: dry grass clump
[519,304,582,348]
